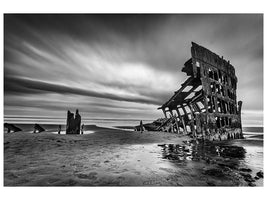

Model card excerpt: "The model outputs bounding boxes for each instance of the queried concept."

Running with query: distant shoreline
[3,122,264,130]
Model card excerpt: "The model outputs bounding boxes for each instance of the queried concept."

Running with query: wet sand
[4,125,263,186]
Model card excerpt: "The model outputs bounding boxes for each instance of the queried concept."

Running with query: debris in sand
[256,171,263,178]
[33,123,45,133]
[4,123,22,133]
[81,124,84,134]
[58,125,61,134]
[240,173,255,183]
[204,168,225,178]
[248,182,256,187]
[66,109,82,134]
[239,168,252,173]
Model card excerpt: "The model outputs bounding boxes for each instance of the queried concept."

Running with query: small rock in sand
[207,181,216,186]
[204,168,225,178]
[248,182,256,187]
[256,171,263,178]
[239,168,252,172]
[240,173,255,183]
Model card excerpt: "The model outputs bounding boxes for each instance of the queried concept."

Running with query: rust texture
[157,42,243,140]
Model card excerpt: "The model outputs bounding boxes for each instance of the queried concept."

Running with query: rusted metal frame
[217,98,222,113]
[221,116,226,128]
[213,96,218,113]
[186,89,203,104]
[162,76,195,109]
[187,103,195,119]
[164,108,170,118]
[200,69,209,114]
[174,108,182,133]
[184,83,202,98]
[162,109,167,118]
[219,99,226,114]
[159,43,242,139]
[168,76,202,108]
[181,117,188,134]
[174,108,181,133]
[161,78,202,115]
[182,58,193,74]
[188,103,197,113]
[194,56,236,81]
[187,103,197,136]
[172,112,179,134]
[192,100,206,113]
[181,105,189,122]
[176,106,187,134]
[192,102,202,113]
[207,97,213,113]
[190,93,204,106]
[169,109,174,117]
[203,95,209,115]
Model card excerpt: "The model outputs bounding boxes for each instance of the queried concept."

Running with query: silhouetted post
[66,110,71,134]
[69,113,75,134]
[140,120,143,133]
[58,125,61,134]
[75,109,81,134]
[81,124,84,134]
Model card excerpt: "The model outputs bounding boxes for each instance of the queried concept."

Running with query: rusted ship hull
[138,42,243,141]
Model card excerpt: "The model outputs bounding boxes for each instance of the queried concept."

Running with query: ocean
[4,116,152,129]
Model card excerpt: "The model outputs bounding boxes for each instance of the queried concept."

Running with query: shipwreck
[137,42,243,141]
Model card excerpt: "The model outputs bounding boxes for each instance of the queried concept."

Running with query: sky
[4,14,263,126]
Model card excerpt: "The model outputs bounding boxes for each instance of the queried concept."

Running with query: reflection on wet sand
[158,139,263,186]
[160,140,246,162]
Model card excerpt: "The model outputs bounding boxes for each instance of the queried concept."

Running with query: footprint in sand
[134,171,141,175]
[60,179,77,186]
[159,167,175,173]
[5,172,18,179]
[4,146,10,150]
[77,172,98,180]
[116,176,126,184]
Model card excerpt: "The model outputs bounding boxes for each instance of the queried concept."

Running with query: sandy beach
[4,124,263,186]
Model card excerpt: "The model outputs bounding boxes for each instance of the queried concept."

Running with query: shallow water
[50,131,95,135]
[4,117,152,129]
[3,124,96,135]
[158,133,263,186]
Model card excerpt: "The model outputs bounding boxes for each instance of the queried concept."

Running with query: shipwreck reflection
[159,140,246,164]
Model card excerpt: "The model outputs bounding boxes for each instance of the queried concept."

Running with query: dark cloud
[4,75,162,105]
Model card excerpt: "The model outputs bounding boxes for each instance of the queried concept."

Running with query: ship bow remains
[158,42,243,141]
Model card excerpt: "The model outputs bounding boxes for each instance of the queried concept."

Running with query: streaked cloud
[4,14,263,125]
